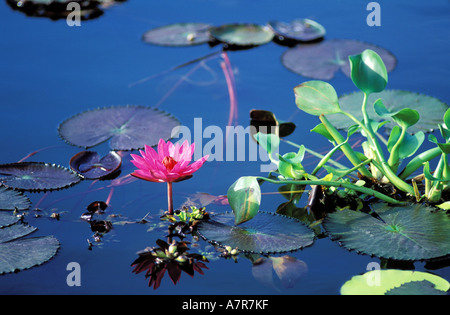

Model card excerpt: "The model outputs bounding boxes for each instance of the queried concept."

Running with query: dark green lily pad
[0,186,31,211]
[209,23,274,49]
[385,280,448,295]
[0,212,20,228]
[323,203,450,261]
[70,151,122,179]
[196,211,315,254]
[329,90,450,134]
[0,220,59,275]
[0,162,81,192]
[58,105,180,151]
[268,19,326,44]
[142,23,212,47]
[281,39,396,80]
[340,269,450,295]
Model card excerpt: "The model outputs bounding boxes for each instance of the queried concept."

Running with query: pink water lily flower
[130,139,209,215]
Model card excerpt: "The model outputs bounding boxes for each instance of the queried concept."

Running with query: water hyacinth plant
[227,49,450,225]
[130,139,209,215]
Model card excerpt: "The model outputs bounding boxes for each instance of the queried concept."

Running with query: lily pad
[70,151,122,179]
[323,203,450,261]
[196,211,315,254]
[58,105,180,151]
[268,19,326,44]
[0,219,60,275]
[0,212,20,228]
[0,186,31,211]
[0,162,81,192]
[329,90,449,134]
[209,23,274,49]
[281,39,396,80]
[340,269,450,295]
[142,23,212,47]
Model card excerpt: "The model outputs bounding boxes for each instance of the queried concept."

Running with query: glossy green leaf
[349,49,387,95]
[294,80,341,116]
[374,99,420,129]
[444,107,450,130]
[387,126,425,159]
[227,176,261,225]
[254,132,280,155]
[429,134,450,154]
[278,147,307,180]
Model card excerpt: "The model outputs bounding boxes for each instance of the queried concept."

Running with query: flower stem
[167,182,174,215]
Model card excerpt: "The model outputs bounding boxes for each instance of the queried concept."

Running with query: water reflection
[6,0,126,21]
[131,238,209,290]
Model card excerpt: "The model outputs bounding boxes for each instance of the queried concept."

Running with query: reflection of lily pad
[323,203,450,261]
[142,23,212,47]
[209,23,274,49]
[0,217,60,275]
[281,39,396,80]
[268,19,325,44]
[340,269,450,295]
[70,151,122,179]
[0,162,81,192]
[329,90,450,134]
[0,186,31,211]
[196,211,314,254]
[58,105,180,151]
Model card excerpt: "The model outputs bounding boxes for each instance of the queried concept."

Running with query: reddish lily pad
[70,151,122,179]
[142,23,212,47]
[0,162,81,192]
[58,105,180,151]
[281,39,397,80]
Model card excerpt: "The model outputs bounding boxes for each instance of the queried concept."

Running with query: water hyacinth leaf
[0,162,81,191]
[281,39,396,80]
[323,203,450,261]
[387,126,425,159]
[340,270,450,295]
[294,80,341,116]
[374,99,420,129]
[253,132,280,156]
[0,186,31,211]
[196,211,315,254]
[227,176,261,225]
[70,151,122,179]
[209,23,274,48]
[142,23,212,47]
[428,134,450,154]
[268,19,325,44]
[331,90,449,134]
[58,105,180,151]
[349,49,388,95]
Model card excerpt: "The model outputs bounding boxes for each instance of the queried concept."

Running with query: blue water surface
[0,0,449,295]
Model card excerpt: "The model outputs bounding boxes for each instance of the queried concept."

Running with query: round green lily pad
[0,221,59,275]
[0,162,82,192]
[268,18,326,44]
[58,105,180,151]
[142,23,212,47]
[329,90,450,134]
[196,211,315,254]
[0,186,31,211]
[281,39,396,80]
[209,23,274,48]
[323,203,450,261]
[340,269,450,295]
